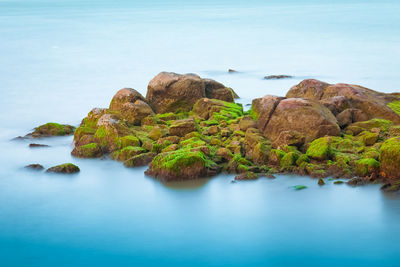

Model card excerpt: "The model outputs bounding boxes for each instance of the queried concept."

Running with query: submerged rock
[264,75,292,80]
[29,143,50,148]
[46,163,80,174]
[25,164,44,171]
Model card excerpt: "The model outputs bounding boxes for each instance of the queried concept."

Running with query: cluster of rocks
[26,72,400,191]
[25,163,80,174]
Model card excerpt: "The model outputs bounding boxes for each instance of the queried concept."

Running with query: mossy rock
[148,127,167,141]
[380,137,400,180]
[357,131,379,146]
[146,149,218,181]
[387,100,400,116]
[269,149,286,165]
[119,135,140,148]
[306,137,333,160]
[46,163,80,174]
[355,158,380,177]
[94,125,120,152]
[235,171,258,180]
[346,119,392,135]
[31,123,75,138]
[252,142,270,165]
[280,152,299,170]
[71,143,103,158]
[124,152,157,167]
[296,154,310,166]
[112,146,146,161]
[74,126,96,143]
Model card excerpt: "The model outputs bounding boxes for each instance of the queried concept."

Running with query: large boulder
[251,95,285,133]
[286,79,400,124]
[146,72,237,113]
[262,98,341,143]
[204,78,238,102]
[146,72,206,113]
[109,88,154,125]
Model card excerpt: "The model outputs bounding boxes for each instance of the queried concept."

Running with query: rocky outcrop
[146,72,238,113]
[66,74,400,190]
[286,79,400,124]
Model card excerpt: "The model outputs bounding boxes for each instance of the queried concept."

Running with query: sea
[0,0,400,266]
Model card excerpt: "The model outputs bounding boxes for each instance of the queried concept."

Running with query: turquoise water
[1,0,400,266]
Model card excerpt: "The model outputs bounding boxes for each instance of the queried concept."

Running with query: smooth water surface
[1,0,400,266]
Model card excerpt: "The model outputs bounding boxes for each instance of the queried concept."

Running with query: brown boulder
[262,98,341,143]
[251,95,285,133]
[272,130,305,149]
[204,78,238,102]
[109,88,154,125]
[169,118,198,137]
[146,72,206,113]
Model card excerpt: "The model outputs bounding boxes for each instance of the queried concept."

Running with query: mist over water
[1,0,400,266]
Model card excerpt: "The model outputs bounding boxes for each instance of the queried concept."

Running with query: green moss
[33,122,75,136]
[246,172,258,179]
[387,100,400,116]
[355,158,380,177]
[119,135,140,148]
[180,137,207,148]
[306,137,333,160]
[94,126,120,151]
[112,146,146,161]
[333,180,344,184]
[237,164,250,173]
[280,152,299,169]
[358,131,379,146]
[296,154,310,166]
[293,185,307,190]
[74,126,96,138]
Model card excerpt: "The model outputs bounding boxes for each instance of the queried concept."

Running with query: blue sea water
[1,0,400,266]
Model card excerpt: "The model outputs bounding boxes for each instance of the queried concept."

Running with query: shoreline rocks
[64,73,400,191]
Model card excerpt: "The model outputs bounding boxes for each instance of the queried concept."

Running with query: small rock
[169,119,198,137]
[333,180,344,184]
[29,143,50,148]
[318,178,325,186]
[25,164,44,171]
[228,69,238,73]
[46,163,80,174]
[235,172,258,180]
[264,75,293,80]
